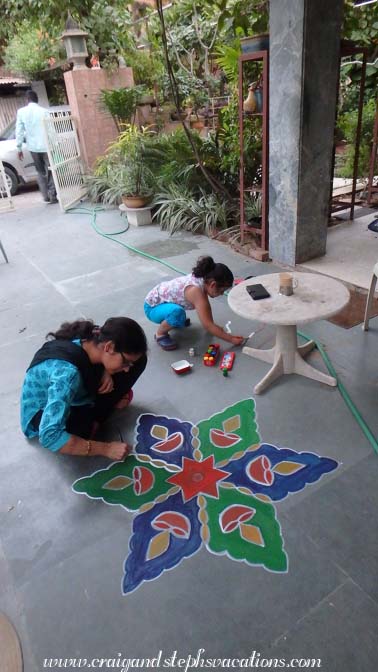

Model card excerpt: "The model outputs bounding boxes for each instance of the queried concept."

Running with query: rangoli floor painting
[73,399,338,595]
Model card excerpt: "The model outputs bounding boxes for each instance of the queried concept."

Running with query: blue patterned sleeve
[38,363,82,452]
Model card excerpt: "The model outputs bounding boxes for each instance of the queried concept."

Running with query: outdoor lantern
[61,14,89,70]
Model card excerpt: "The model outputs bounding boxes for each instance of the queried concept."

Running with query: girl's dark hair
[192,256,234,288]
[47,317,147,355]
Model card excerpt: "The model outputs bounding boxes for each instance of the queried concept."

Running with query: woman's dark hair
[192,256,234,288]
[47,317,147,355]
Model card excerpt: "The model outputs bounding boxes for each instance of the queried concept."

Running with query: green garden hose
[298,331,378,454]
[68,205,187,276]
[68,205,378,454]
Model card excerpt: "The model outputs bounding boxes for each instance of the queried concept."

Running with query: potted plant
[119,163,155,208]
[87,125,155,208]
[110,125,155,208]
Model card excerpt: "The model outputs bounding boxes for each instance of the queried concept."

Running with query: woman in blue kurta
[21,317,147,460]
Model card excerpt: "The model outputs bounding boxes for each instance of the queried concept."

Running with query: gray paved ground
[0,200,378,671]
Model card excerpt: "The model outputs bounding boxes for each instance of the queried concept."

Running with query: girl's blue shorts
[144,302,187,328]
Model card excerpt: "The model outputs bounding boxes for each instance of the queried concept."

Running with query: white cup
[279,274,298,296]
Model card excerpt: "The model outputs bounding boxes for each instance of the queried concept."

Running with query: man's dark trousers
[30,151,57,201]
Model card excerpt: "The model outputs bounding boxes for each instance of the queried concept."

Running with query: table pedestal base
[243,325,337,394]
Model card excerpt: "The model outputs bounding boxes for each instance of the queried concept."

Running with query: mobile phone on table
[246,284,271,300]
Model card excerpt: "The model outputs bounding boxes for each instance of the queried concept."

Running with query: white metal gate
[0,158,14,213]
[43,112,87,211]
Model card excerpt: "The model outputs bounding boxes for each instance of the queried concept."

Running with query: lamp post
[61,14,89,70]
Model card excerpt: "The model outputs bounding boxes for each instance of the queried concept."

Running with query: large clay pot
[122,195,152,209]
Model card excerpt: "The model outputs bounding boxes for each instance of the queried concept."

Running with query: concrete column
[269,0,344,265]
[64,68,134,169]
[31,81,49,107]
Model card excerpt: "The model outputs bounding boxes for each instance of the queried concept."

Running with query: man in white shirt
[16,90,58,203]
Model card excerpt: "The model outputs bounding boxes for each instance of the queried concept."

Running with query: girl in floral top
[144,256,245,350]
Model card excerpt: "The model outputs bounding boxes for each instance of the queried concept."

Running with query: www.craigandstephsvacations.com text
[43,649,322,670]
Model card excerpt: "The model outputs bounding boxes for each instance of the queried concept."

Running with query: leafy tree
[0,0,135,55]
[3,23,61,78]
[343,0,378,52]
[340,2,378,115]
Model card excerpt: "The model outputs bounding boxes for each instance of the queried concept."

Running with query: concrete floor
[301,205,378,290]
[1,198,378,671]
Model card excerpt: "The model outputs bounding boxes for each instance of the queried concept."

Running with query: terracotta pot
[122,194,152,208]
[190,117,205,130]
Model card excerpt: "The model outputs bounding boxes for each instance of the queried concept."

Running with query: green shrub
[126,49,165,90]
[216,91,262,193]
[152,183,237,235]
[142,128,207,190]
[337,98,376,178]
[99,87,146,129]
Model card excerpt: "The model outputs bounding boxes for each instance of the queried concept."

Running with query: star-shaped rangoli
[73,399,338,594]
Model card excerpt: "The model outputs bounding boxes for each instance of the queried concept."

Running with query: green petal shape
[204,485,287,572]
[72,457,175,511]
[195,398,261,467]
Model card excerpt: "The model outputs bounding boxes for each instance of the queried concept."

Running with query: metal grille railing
[43,113,87,211]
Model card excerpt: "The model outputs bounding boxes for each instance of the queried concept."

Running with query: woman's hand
[230,335,245,346]
[104,442,131,461]
[98,370,114,394]
[60,436,131,460]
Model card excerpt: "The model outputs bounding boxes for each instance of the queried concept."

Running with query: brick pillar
[64,68,134,169]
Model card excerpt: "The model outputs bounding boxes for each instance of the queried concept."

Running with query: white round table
[228,272,350,394]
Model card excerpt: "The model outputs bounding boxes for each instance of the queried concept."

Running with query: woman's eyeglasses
[120,354,135,368]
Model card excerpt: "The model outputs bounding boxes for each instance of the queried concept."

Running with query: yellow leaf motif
[273,461,304,476]
[147,530,170,560]
[223,415,241,434]
[103,476,132,490]
[240,523,265,547]
[150,425,168,440]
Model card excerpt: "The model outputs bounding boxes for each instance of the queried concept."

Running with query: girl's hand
[230,335,245,346]
[98,370,114,394]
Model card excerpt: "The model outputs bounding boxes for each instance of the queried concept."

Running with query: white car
[0,106,70,195]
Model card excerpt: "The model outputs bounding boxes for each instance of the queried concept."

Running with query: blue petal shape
[224,443,339,501]
[134,413,194,467]
[123,492,202,594]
